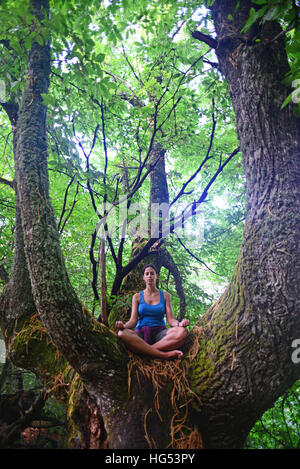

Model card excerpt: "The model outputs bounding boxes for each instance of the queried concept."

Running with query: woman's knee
[118,329,129,340]
[118,329,135,340]
[179,326,188,340]
[172,326,188,340]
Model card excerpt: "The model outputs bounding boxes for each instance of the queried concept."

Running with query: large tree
[0,0,299,449]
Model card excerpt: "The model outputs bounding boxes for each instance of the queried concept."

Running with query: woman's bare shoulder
[133,292,141,302]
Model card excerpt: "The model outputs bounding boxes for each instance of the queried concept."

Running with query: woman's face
[143,267,157,285]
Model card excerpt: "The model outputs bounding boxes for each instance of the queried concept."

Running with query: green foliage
[242,0,299,32]
[0,112,15,285]
[241,0,300,112]
[245,381,300,449]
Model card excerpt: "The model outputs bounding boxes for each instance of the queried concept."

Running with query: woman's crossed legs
[118,326,188,359]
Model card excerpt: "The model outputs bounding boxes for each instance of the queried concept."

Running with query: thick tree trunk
[149,141,169,208]
[13,2,125,380]
[188,0,300,448]
[0,102,36,349]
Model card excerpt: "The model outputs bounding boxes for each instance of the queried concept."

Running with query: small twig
[175,236,220,275]
[172,19,187,40]
[59,181,79,234]
[100,98,108,188]
[194,146,240,205]
[103,68,144,107]
[58,175,75,232]
[170,99,217,208]
[264,23,296,45]
[121,43,144,87]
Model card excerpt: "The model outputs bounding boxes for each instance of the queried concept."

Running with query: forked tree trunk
[0,0,299,449]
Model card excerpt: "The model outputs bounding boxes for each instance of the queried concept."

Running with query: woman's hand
[179,319,190,328]
[115,321,125,330]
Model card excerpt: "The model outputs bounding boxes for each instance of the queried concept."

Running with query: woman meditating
[115,264,190,359]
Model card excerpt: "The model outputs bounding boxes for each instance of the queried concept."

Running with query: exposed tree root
[127,326,204,449]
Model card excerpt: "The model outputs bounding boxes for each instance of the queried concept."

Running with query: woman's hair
[142,263,158,274]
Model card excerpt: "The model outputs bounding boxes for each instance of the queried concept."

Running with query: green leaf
[96,53,105,63]
[36,35,44,46]
[241,5,267,32]
[280,92,293,109]
[261,6,280,22]
[41,93,57,106]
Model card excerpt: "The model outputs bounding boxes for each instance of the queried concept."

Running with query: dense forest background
[0,0,299,449]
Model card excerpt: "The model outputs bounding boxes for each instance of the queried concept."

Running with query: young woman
[115,264,190,359]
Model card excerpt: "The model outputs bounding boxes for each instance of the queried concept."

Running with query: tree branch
[192,31,218,49]
[121,44,144,87]
[103,69,144,107]
[0,177,15,189]
[59,181,79,234]
[194,146,240,205]
[0,102,19,127]
[175,236,220,276]
[170,99,217,208]
[58,175,75,232]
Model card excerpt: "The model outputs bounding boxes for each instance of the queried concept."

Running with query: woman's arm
[164,292,190,327]
[115,293,139,330]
